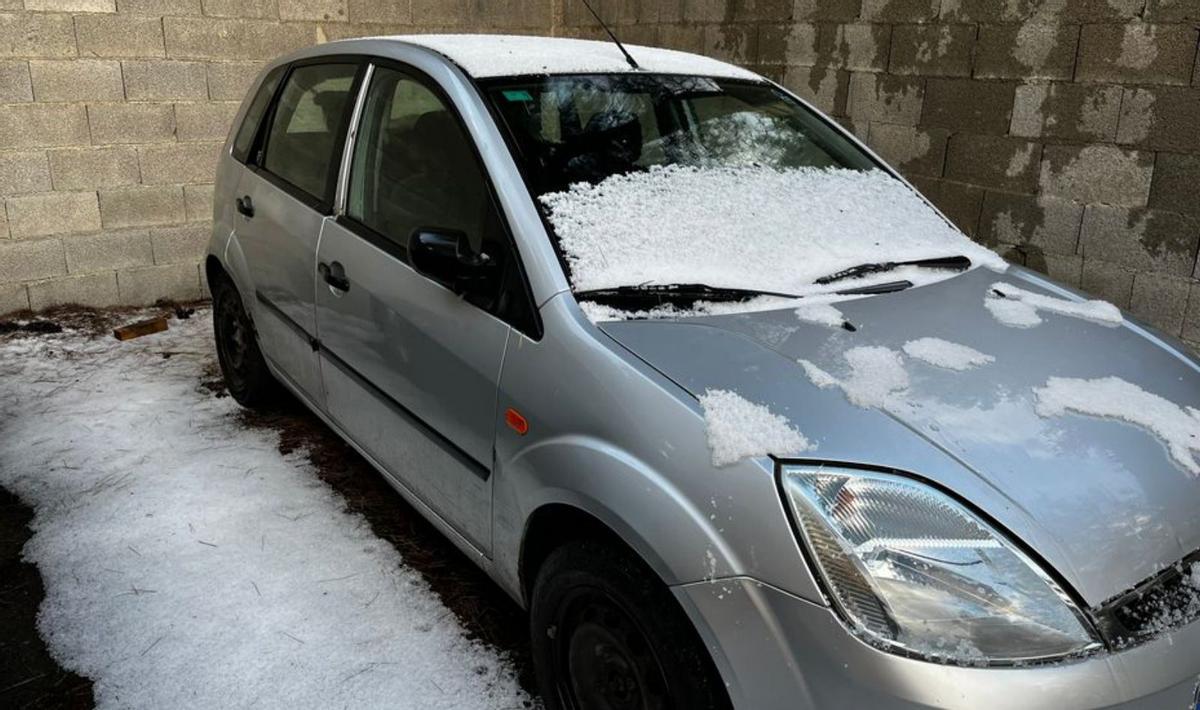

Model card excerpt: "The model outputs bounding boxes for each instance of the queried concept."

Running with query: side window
[261,63,358,205]
[347,67,496,256]
[231,66,284,163]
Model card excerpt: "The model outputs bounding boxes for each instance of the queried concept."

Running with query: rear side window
[261,63,358,205]
[231,66,284,163]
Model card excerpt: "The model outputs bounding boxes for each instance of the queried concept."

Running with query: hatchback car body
[206,35,1200,709]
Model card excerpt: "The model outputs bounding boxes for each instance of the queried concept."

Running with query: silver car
[206,34,1200,709]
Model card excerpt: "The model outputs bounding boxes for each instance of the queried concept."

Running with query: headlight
[781,465,1102,665]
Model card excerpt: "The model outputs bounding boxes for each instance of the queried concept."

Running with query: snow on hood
[698,389,812,466]
[540,165,1007,297]
[987,282,1122,329]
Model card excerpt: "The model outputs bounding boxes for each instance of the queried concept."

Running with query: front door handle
[318,261,350,292]
[235,195,255,218]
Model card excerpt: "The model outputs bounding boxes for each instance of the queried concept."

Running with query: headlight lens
[781,465,1102,665]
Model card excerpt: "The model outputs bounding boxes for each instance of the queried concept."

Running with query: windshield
[485,74,876,196]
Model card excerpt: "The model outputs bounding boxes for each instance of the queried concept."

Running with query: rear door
[235,60,362,404]
[314,63,538,551]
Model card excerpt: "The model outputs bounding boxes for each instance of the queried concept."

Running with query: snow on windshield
[698,389,812,466]
[541,165,1006,298]
[1034,376,1200,475]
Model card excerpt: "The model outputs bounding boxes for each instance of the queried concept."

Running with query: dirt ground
[0,304,535,708]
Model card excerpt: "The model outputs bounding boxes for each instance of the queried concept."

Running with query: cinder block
[123,60,208,100]
[867,122,948,177]
[174,101,239,142]
[757,23,816,66]
[411,0,476,26]
[64,229,153,273]
[150,222,208,264]
[1145,0,1200,21]
[118,262,201,305]
[138,142,222,184]
[28,271,121,310]
[48,146,139,190]
[164,17,313,60]
[725,0,791,22]
[1076,24,1197,85]
[861,0,938,22]
[888,24,974,77]
[1079,205,1199,276]
[912,178,986,236]
[657,23,705,54]
[974,23,1080,80]
[0,151,52,195]
[921,78,1015,134]
[703,24,759,64]
[346,0,412,23]
[1149,152,1200,220]
[0,237,66,283]
[0,104,89,149]
[783,66,850,115]
[944,133,1041,193]
[1040,144,1153,206]
[793,0,863,22]
[30,59,123,102]
[0,13,77,58]
[201,0,276,18]
[1130,271,1191,335]
[1116,86,1200,153]
[0,60,31,102]
[6,192,102,239]
[1009,82,1121,142]
[1040,253,1084,287]
[75,14,166,58]
[1080,258,1135,307]
[1182,282,1200,341]
[847,71,923,124]
[119,0,202,14]
[815,23,891,72]
[0,283,29,315]
[280,0,345,21]
[978,191,1083,256]
[183,183,214,221]
[25,0,114,10]
[100,186,186,229]
[205,61,265,100]
[88,102,176,144]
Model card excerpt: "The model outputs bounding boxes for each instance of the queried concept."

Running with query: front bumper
[674,577,1200,709]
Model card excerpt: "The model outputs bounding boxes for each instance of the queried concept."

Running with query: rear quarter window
[231,66,284,164]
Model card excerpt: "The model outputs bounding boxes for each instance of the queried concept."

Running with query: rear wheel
[530,540,731,710]
[211,275,279,408]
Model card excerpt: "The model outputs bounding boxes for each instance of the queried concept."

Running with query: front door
[314,64,520,551]
[236,61,361,404]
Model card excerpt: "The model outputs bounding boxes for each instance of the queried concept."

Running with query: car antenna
[578,0,640,70]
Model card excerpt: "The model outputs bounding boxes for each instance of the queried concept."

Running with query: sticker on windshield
[502,89,534,102]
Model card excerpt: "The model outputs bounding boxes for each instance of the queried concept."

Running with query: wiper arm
[576,283,802,305]
[813,255,971,286]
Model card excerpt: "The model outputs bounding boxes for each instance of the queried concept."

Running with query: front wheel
[211,275,279,408]
[530,540,732,710]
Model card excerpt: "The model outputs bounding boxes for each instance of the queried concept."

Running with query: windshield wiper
[576,283,802,307]
[813,255,972,286]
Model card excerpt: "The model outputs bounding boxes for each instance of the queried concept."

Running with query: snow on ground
[1033,376,1200,476]
[541,166,1006,297]
[0,310,531,710]
[698,389,811,467]
[902,337,994,371]
[987,282,1122,329]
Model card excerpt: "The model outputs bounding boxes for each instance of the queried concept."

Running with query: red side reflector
[505,408,529,435]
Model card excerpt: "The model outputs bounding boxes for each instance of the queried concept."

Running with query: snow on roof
[698,389,813,466]
[386,34,761,80]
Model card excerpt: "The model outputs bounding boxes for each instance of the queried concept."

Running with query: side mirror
[408,228,496,296]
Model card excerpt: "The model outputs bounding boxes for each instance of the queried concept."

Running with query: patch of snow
[987,282,1122,328]
[902,337,994,371]
[698,389,812,467]
[1033,376,1200,475]
[0,312,531,709]
[542,165,1007,296]
[794,302,846,328]
[579,294,804,323]
[799,346,910,411]
[381,34,759,80]
[1190,562,1200,590]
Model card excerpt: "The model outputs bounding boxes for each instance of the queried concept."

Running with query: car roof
[333,33,763,81]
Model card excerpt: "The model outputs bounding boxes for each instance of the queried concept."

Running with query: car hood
[598,266,1200,606]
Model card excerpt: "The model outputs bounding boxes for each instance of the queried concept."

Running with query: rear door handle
[318,261,350,292]
[235,195,255,218]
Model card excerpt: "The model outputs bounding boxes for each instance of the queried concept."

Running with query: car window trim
[231,64,286,165]
[248,56,368,216]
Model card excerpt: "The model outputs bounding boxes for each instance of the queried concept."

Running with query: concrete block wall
[0,0,551,315]
[560,0,1200,345]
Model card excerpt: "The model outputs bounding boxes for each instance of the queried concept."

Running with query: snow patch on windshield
[699,389,813,466]
[902,337,994,371]
[1034,376,1200,475]
[800,346,910,410]
[987,282,1122,329]
[542,165,1006,296]
[794,302,846,328]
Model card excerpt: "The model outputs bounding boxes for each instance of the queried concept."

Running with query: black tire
[211,274,280,409]
[530,540,732,710]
